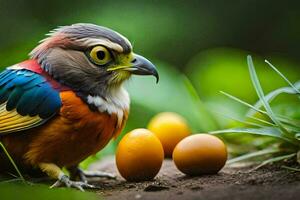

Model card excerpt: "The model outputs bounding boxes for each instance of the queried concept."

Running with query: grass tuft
[210,56,300,169]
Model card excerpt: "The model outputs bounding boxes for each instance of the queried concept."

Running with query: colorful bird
[0,23,158,190]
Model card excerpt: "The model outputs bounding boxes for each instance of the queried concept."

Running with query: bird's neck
[85,86,130,127]
[86,86,130,112]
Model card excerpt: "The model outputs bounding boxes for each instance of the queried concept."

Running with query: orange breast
[22,91,128,167]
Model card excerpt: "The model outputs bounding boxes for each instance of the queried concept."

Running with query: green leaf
[265,60,300,94]
[222,90,300,128]
[227,148,280,164]
[215,112,265,128]
[210,127,296,144]
[275,115,300,128]
[220,91,268,116]
[282,165,300,172]
[247,116,276,127]
[247,82,300,117]
[285,126,300,133]
[247,55,291,137]
[252,153,296,170]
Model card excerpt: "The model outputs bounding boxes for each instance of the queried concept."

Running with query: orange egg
[147,112,191,157]
[115,128,164,182]
[173,134,227,175]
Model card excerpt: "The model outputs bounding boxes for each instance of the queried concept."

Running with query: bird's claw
[50,175,98,191]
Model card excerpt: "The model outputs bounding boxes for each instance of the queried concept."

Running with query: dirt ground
[88,157,300,200]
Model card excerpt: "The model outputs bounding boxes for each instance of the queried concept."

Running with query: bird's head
[30,23,158,96]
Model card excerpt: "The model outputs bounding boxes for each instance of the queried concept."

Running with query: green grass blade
[247,116,276,127]
[282,165,300,172]
[265,60,300,94]
[0,142,25,182]
[221,90,298,128]
[247,55,291,137]
[220,91,268,116]
[221,88,299,132]
[227,148,280,164]
[215,112,266,128]
[247,85,300,117]
[210,127,297,145]
[285,126,300,133]
[182,74,220,130]
[1,178,23,183]
[252,153,297,170]
[276,115,300,128]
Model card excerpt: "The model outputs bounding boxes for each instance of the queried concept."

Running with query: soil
[88,157,300,200]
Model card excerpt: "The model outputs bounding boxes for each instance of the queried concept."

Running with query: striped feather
[0,107,45,134]
[0,66,62,134]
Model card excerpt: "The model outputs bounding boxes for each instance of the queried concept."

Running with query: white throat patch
[87,86,130,127]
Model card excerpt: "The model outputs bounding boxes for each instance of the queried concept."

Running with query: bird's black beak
[129,54,159,83]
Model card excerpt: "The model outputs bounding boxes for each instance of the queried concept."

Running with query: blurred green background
[0,0,300,166]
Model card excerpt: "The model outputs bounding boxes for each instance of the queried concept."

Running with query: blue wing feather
[6,87,24,110]
[24,87,48,116]
[0,69,62,119]
[38,89,62,118]
[0,71,17,86]
[0,90,10,104]
[0,70,10,79]
[17,85,51,116]
[23,78,46,89]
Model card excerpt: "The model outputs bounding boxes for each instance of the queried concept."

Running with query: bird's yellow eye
[89,46,112,65]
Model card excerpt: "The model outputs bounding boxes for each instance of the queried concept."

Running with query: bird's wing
[0,68,62,134]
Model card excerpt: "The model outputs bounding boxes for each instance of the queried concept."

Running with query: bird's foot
[50,175,97,191]
[69,168,88,183]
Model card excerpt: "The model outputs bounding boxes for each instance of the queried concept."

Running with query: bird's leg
[67,165,88,183]
[67,165,116,181]
[38,163,96,191]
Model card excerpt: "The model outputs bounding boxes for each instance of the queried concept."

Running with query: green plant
[211,55,300,170]
[0,142,25,182]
